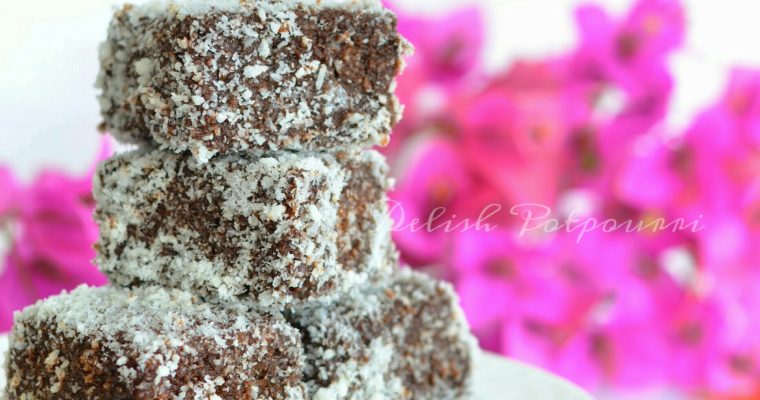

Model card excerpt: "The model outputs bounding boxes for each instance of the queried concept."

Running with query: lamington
[94,147,394,305]
[97,0,413,163]
[289,270,477,400]
[5,285,305,400]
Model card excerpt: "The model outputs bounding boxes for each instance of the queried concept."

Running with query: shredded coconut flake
[94,148,393,305]
[97,0,412,162]
[7,285,306,398]
[244,64,270,79]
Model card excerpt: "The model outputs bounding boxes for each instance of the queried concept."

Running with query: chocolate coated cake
[97,0,413,162]
[94,148,394,305]
[5,285,305,400]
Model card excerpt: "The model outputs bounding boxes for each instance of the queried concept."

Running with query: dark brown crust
[7,321,302,400]
[94,150,391,303]
[100,4,408,157]
[290,272,474,399]
[393,285,472,398]
[335,152,386,269]
[6,275,472,400]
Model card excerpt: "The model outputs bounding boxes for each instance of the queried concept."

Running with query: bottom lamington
[5,286,305,400]
[289,270,478,400]
[5,273,477,400]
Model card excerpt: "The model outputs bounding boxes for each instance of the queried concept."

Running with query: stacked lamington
[5,1,477,399]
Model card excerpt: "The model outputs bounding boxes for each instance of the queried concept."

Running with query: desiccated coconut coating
[94,147,394,306]
[289,270,478,400]
[5,285,305,400]
[97,0,413,163]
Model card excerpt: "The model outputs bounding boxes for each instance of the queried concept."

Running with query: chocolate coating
[289,270,477,399]
[6,286,305,400]
[97,0,412,162]
[94,148,394,305]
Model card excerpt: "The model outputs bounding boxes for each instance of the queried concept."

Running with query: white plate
[473,352,593,399]
[0,335,591,399]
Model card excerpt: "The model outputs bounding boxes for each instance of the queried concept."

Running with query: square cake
[5,285,305,400]
[97,0,413,162]
[94,148,394,305]
[289,270,477,400]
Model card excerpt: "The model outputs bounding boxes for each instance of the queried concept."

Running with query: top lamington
[97,0,412,163]
[128,0,386,15]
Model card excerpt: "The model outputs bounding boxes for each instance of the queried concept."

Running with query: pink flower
[393,6,484,85]
[572,0,684,89]
[18,171,100,280]
[458,90,568,207]
[0,250,33,331]
[390,138,476,266]
[705,280,760,396]
[451,228,676,388]
[0,167,19,218]
[383,57,457,162]
[502,275,606,389]
[616,134,684,210]
[601,244,691,387]
[661,296,726,391]
[0,140,111,332]
[679,110,759,276]
[570,0,683,141]
[721,69,760,146]
[451,229,547,350]
[618,84,760,275]
[495,225,692,389]
[381,5,486,161]
[743,181,760,233]
[384,0,760,395]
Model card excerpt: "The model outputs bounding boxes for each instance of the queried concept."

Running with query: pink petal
[617,139,682,209]
[456,275,514,331]
[0,166,19,217]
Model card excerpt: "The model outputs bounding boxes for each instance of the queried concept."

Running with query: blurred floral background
[2,0,760,398]
[383,0,760,398]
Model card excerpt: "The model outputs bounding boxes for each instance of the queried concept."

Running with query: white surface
[0,334,590,399]
[473,352,593,399]
[2,0,760,179]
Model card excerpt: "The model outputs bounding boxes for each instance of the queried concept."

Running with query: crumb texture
[289,270,478,400]
[94,147,394,305]
[97,0,413,162]
[133,0,385,15]
[6,285,305,400]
